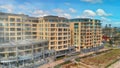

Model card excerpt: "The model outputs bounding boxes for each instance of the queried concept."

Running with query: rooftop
[69,18,101,23]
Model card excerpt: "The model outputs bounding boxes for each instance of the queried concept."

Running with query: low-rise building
[0,39,55,68]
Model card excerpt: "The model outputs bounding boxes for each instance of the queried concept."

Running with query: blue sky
[0,0,120,27]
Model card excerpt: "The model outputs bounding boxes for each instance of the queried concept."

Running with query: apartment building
[0,12,38,43]
[70,18,103,52]
[37,16,74,57]
[0,12,56,68]
[0,12,103,58]
[0,12,74,57]
[0,39,55,68]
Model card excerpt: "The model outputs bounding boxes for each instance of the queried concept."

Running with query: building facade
[37,16,74,57]
[0,12,104,67]
[0,12,38,43]
[0,12,74,57]
[70,18,103,52]
[0,39,55,68]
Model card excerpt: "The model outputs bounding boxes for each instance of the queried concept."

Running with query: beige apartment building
[70,18,103,52]
[37,16,74,57]
[0,12,38,42]
[0,12,103,57]
[0,13,74,57]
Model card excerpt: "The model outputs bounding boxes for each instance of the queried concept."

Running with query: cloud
[101,17,111,22]
[77,8,112,18]
[32,9,49,17]
[69,8,77,13]
[81,9,96,17]
[0,4,14,13]
[53,8,64,13]
[59,13,71,19]
[96,9,112,16]
[81,0,102,3]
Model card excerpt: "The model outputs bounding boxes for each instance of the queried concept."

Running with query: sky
[0,0,120,27]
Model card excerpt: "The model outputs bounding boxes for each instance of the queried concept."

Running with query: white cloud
[53,8,64,13]
[58,13,71,19]
[69,8,77,13]
[81,0,102,3]
[96,9,112,16]
[101,17,111,22]
[77,9,112,18]
[81,9,96,17]
[32,9,49,17]
[0,4,13,13]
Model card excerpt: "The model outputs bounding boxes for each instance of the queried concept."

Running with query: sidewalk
[39,48,110,68]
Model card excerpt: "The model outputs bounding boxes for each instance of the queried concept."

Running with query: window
[17,37,21,40]
[10,18,15,22]
[10,23,15,26]
[9,53,15,57]
[32,24,37,27]
[17,23,21,26]
[0,28,4,31]
[17,28,21,31]
[51,24,55,27]
[8,47,15,51]
[0,54,5,58]
[17,33,21,35]
[74,23,79,28]
[10,28,15,31]
[10,33,15,36]
[18,46,24,50]
[16,18,21,22]
[0,48,5,52]
[58,46,62,49]
[0,23,3,26]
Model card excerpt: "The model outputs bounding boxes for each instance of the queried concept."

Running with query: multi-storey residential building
[0,39,55,68]
[0,12,74,57]
[70,18,103,52]
[0,12,56,68]
[0,12,38,43]
[37,16,74,57]
[0,12,104,63]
